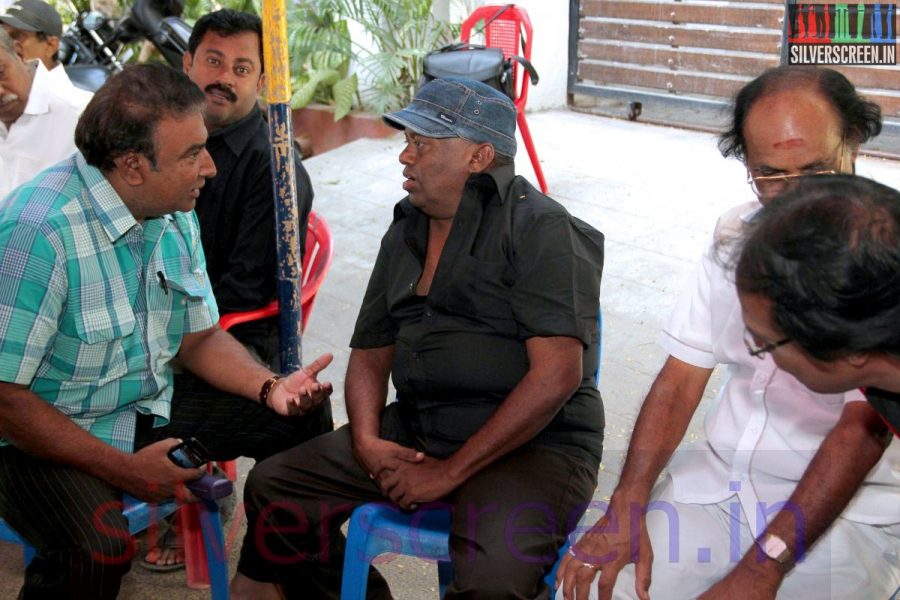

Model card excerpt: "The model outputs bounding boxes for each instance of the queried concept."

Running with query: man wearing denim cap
[233,77,605,599]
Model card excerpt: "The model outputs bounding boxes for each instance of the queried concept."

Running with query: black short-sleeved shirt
[351,165,605,465]
[865,387,900,436]
[197,106,314,360]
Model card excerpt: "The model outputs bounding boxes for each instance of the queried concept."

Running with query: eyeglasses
[743,327,791,358]
[746,142,845,199]
[747,170,838,198]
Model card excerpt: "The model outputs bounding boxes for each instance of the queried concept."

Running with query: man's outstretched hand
[266,353,334,416]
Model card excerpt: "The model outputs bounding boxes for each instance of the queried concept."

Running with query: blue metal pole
[262,0,303,370]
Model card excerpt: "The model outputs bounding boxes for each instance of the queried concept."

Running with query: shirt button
[425,309,433,318]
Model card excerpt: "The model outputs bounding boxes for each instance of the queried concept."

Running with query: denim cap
[383,77,517,158]
[0,0,63,37]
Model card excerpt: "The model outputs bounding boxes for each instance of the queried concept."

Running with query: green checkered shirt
[0,153,219,452]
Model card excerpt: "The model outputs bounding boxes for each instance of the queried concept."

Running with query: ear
[845,141,860,174]
[12,40,25,61]
[46,35,60,55]
[844,353,870,368]
[113,152,145,186]
[468,143,495,174]
[182,50,193,74]
[256,71,266,97]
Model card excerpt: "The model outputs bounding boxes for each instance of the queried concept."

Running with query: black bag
[423,43,539,101]
[422,3,538,100]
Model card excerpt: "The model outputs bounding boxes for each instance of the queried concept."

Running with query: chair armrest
[218,300,280,332]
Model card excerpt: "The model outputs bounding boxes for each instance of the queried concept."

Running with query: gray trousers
[238,407,599,600]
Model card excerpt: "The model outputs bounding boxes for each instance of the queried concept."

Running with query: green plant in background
[335,0,457,114]
[286,0,358,121]
[55,0,460,120]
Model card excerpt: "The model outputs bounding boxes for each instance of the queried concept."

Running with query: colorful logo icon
[788,3,897,65]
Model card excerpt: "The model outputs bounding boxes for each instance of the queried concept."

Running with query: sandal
[140,515,185,572]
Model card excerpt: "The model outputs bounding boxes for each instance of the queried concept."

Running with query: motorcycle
[59,0,191,92]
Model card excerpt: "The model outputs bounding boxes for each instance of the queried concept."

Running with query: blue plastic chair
[342,502,571,599]
[0,495,230,600]
[340,310,603,599]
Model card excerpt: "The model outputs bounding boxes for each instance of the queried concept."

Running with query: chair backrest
[460,4,534,111]
[299,210,334,331]
[217,210,334,333]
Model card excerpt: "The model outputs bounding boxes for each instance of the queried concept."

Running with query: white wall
[446,0,571,110]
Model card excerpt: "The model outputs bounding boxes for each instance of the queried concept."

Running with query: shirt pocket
[443,255,516,324]
[50,303,135,383]
[164,270,208,300]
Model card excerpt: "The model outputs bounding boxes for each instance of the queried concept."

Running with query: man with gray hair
[233,77,605,599]
[0,26,82,198]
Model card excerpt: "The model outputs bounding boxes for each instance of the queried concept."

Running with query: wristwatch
[757,533,796,572]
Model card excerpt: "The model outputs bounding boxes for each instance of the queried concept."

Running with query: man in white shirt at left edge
[0,27,83,199]
[0,0,92,104]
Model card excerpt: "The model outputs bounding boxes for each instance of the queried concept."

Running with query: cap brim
[0,14,39,31]
[382,107,459,140]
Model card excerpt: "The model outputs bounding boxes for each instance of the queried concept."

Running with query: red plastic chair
[181,210,334,589]
[461,4,548,194]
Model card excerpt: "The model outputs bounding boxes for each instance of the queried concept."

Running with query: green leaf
[332,73,358,121]
[290,68,340,109]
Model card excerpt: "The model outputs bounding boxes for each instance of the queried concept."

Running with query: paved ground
[2,109,899,599]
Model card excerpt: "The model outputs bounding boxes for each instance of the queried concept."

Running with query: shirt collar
[466,164,516,203]
[21,60,48,117]
[75,152,141,242]
[208,106,263,157]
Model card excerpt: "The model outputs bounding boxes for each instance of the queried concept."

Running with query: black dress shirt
[865,387,900,436]
[196,106,313,361]
[351,165,605,465]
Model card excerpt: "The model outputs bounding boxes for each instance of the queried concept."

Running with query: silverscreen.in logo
[788,3,897,65]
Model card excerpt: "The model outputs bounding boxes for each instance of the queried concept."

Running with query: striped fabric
[0,153,218,452]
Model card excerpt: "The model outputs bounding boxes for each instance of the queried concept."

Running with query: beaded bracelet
[259,375,283,408]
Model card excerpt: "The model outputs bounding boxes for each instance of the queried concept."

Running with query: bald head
[719,66,882,164]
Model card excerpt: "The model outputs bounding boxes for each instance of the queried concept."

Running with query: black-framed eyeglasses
[743,327,791,358]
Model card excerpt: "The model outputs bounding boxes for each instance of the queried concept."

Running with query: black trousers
[0,380,332,600]
[238,406,598,600]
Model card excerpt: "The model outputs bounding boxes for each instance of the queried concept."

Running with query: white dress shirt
[47,64,94,108]
[0,60,83,199]
[659,201,900,530]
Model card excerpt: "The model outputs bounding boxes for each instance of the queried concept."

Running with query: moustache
[0,92,19,107]
[204,84,237,103]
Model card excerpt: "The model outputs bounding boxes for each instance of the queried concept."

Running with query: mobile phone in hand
[167,437,211,469]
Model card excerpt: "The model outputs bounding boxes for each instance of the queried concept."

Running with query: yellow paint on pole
[262,0,291,103]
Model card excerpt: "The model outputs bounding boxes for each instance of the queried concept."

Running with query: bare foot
[140,519,184,572]
[143,544,185,570]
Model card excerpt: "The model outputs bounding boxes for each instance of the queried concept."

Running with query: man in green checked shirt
[0,63,333,599]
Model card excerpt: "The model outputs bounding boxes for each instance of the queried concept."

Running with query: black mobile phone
[167,437,211,469]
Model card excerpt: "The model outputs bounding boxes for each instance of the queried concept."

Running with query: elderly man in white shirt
[0,27,82,199]
[557,66,900,600]
[0,0,92,104]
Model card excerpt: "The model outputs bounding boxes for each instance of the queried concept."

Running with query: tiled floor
[2,109,899,599]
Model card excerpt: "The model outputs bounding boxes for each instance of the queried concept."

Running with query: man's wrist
[258,374,282,407]
[754,532,796,573]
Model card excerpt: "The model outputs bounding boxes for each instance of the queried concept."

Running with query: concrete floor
[2,109,899,599]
